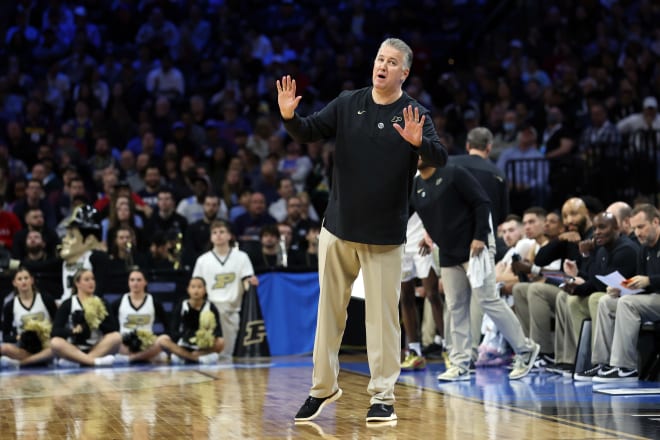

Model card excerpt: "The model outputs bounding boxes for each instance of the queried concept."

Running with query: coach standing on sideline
[278,38,447,424]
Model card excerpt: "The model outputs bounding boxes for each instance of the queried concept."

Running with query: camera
[510,253,528,282]
[0,246,20,273]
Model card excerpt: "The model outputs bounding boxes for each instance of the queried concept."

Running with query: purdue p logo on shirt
[213,273,236,289]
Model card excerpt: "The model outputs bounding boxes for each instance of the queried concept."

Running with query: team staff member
[410,157,540,382]
[278,38,447,424]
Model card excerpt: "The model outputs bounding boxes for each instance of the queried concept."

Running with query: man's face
[523,213,545,239]
[95,138,109,154]
[278,179,294,199]
[210,226,230,247]
[562,200,589,234]
[120,151,135,170]
[26,181,41,200]
[157,193,174,215]
[286,197,302,221]
[501,220,523,247]
[261,232,278,249]
[193,180,208,197]
[144,168,160,187]
[69,180,85,198]
[25,210,44,228]
[631,212,660,247]
[31,164,46,181]
[544,212,564,238]
[593,213,618,246]
[203,196,220,220]
[248,194,266,215]
[26,231,45,253]
[372,45,409,93]
[150,243,169,259]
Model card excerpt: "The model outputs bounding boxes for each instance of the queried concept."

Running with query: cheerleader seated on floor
[156,277,224,364]
[112,269,169,364]
[1,268,57,368]
[50,269,122,368]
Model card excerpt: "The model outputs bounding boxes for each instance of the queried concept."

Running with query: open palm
[276,75,302,120]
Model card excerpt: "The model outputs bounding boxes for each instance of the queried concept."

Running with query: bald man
[520,198,594,373]
[585,201,641,327]
[563,212,638,381]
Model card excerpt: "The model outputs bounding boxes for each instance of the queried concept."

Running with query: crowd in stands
[0,1,659,378]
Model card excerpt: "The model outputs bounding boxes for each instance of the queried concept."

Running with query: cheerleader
[156,277,223,364]
[1,268,57,368]
[112,269,169,363]
[50,269,122,367]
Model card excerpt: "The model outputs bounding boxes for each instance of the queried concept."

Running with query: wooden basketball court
[1,354,658,439]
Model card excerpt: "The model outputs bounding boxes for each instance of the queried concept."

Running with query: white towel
[467,251,493,288]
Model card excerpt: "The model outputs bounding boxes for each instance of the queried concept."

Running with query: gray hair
[466,127,493,151]
[379,38,413,70]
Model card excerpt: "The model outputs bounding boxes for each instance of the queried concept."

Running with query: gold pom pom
[191,310,216,349]
[136,329,156,351]
[82,296,108,330]
[22,319,52,348]
[199,310,216,330]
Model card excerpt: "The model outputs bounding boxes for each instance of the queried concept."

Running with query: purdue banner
[233,284,271,357]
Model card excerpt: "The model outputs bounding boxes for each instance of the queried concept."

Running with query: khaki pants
[213,307,240,359]
[440,235,534,369]
[527,283,560,354]
[592,293,660,369]
[512,282,532,337]
[311,228,403,405]
[566,294,590,351]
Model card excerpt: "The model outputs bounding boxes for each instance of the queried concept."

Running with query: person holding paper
[579,204,660,382]
[560,211,638,380]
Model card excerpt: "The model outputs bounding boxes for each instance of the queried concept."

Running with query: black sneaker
[533,353,555,369]
[574,364,603,382]
[365,404,397,422]
[294,388,343,421]
[422,342,445,359]
[592,366,639,383]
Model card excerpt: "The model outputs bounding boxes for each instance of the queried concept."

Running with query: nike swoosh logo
[417,188,424,193]
[357,110,366,115]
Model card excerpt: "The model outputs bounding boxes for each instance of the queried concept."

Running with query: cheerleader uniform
[170,299,222,351]
[51,296,118,352]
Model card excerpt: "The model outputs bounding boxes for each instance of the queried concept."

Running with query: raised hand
[393,105,425,147]
[276,75,302,120]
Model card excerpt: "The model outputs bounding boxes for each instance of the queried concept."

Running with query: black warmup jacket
[573,235,638,297]
[637,238,660,294]
[411,165,491,267]
[283,87,447,245]
[449,154,509,227]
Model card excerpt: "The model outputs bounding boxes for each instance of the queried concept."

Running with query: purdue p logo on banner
[234,285,271,357]
[243,320,267,346]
